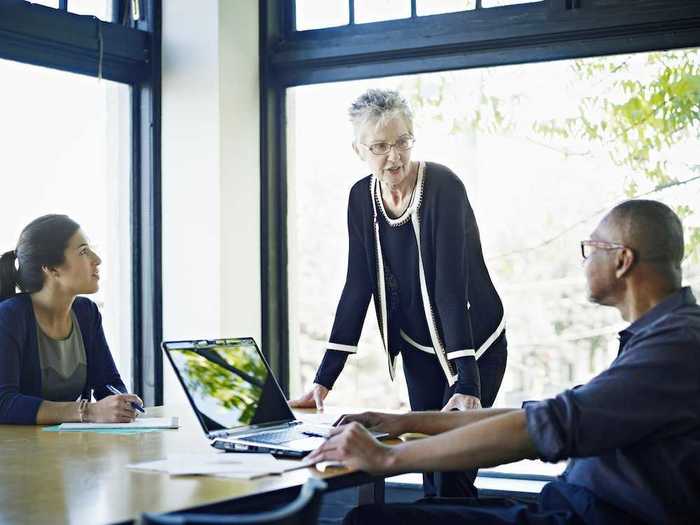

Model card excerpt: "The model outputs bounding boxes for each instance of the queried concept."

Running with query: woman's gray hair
[348,88,414,135]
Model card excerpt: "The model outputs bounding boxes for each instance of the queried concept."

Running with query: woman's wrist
[77,399,89,422]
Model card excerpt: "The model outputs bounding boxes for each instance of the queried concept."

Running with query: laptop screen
[163,338,295,433]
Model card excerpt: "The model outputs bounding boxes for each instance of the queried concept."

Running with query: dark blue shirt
[526,287,700,524]
[0,294,126,424]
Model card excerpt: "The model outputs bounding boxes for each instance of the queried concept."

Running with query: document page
[59,417,179,430]
[128,452,301,478]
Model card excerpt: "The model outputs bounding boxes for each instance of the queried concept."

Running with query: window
[287,48,700,412]
[0,58,133,387]
[30,0,113,21]
[295,0,349,31]
[354,0,411,24]
[1,0,161,402]
[416,0,475,16]
[293,0,545,31]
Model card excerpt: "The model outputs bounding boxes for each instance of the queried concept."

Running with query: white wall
[161,1,260,403]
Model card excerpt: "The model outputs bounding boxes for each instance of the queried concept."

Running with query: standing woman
[0,214,141,424]
[290,89,507,497]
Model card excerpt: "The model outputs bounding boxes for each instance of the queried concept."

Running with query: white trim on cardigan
[475,315,506,359]
[326,342,358,353]
[447,349,476,360]
[400,329,435,354]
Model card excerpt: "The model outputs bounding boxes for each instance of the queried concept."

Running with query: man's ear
[615,248,636,279]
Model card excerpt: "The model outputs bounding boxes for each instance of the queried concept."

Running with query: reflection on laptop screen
[166,338,294,433]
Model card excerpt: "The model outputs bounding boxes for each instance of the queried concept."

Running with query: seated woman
[0,214,142,424]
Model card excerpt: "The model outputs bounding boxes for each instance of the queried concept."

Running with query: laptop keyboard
[241,428,312,445]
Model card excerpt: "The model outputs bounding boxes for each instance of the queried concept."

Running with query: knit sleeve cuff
[313,350,351,390]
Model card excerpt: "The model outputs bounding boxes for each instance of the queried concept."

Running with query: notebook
[58,417,179,430]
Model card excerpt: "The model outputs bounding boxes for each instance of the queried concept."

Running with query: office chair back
[141,477,328,525]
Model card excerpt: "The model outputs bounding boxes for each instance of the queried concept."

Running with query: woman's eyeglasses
[359,135,415,156]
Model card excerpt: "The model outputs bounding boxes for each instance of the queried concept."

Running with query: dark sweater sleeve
[433,175,481,399]
[0,307,43,424]
[314,185,372,390]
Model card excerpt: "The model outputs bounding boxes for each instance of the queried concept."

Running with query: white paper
[59,417,179,430]
[128,452,303,479]
[295,412,341,426]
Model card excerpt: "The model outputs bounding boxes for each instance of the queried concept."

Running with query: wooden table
[0,407,388,525]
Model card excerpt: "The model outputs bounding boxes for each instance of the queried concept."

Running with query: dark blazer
[0,294,126,424]
[314,162,506,398]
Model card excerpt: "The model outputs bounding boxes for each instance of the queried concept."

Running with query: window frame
[260,0,700,392]
[0,0,163,405]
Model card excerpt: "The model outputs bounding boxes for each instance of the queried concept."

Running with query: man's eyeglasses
[580,239,628,260]
[359,135,415,156]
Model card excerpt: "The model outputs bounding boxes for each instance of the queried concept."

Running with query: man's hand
[334,411,406,437]
[305,422,397,474]
[288,384,329,411]
[441,393,481,412]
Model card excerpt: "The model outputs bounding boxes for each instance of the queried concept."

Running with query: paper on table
[43,425,163,435]
[58,417,179,430]
[294,412,341,426]
[128,452,302,478]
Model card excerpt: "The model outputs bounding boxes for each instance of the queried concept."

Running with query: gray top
[37,311,87,402]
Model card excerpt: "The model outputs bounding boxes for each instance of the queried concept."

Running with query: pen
[105,384,145,414]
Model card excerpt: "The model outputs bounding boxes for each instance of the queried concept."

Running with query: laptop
[163,337,387,458]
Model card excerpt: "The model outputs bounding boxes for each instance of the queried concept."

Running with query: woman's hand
[88,394,143,423]
[305,422,397,474]
[288,384,329,411]
[334,411,406,438]
[441,394,481,412]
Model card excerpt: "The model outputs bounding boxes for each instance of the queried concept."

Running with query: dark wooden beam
[267,0,700,86]
[0,1,149,83]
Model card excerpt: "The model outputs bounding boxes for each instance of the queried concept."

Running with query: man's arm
[307,410,537,475]
[337,407,517,437]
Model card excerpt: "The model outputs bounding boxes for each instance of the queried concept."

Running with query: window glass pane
[29,1,59,7]
[417,0,475,16]
[354,0,411,24]
[69,0,112,21]
[287,47,700,411]
[296,0,349,31]
[0,58,133,389]
[482,0,542,7]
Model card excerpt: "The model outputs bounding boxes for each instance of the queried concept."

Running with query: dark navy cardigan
[0,294,126,424]
[314,162,506,398]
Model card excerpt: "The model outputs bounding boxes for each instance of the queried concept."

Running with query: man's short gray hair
[348,89,414,135]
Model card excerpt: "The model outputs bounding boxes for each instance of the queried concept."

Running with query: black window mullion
[349,0,355,25]
[131,0,163,406]
[261,0,291,394]
[59,0,68,11]
[411,0,417,18]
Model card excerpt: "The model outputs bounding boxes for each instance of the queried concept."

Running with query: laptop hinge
[210,419,300,439]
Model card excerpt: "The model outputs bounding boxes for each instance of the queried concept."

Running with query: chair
[141,478,328,525]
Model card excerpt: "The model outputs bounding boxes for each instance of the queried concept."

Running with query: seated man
[307,199,700,525]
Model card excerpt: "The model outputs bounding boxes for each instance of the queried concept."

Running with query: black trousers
[343,482,640,525]
[400,331,507,498]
